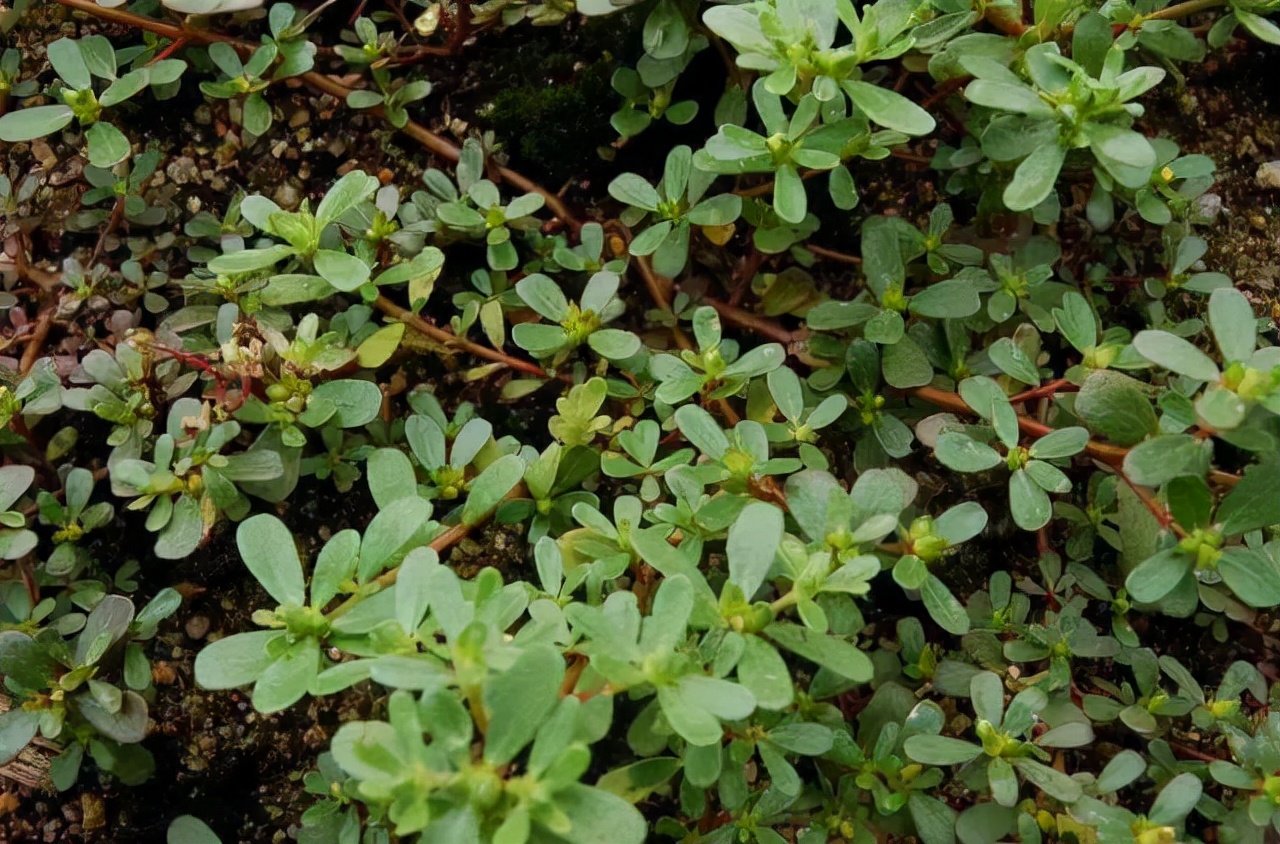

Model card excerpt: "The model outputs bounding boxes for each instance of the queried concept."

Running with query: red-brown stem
[984,4,1030,35]
[152,344,225,379]
[59,0,186,38]
[913,383,1240,487]
[1168,740,1225,763]
[558,654,588,698]
[920,77,969,109]
[911,384,1128,464]
[89,196,127,267]
[385,0,417,35]
[1010,378,1076,404]
[734,166,828,200]
[805,243,862,266]
[702,297,798,345]
[1142,0,1226,21]
[152,344,233,409]
[148,36,189,64]
[449,0,474,52]
[1036,526,1051,555]
[615,223,673,313]
[891,150,933,165]
[727,247,766,307]
[1117,471,1188,538]
[698,300,1243,488]
[19,310,54,376]
[386,44,454,67]
[619,230,741,426]
[374,295,548,378]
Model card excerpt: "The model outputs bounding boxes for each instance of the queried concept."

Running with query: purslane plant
[0,35,185,166]
[610,145,742,278]
[962,35,1166,211]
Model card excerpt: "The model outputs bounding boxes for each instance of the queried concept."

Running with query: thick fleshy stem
[1142,0,1226,21]
[1010,378,1076,404]
[1116,470,1189,539]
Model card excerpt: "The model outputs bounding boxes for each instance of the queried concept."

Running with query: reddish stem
[805,243,862,266]
[1009,378,1076,404]
[1117,471,1188,538]
[148,36,189,64]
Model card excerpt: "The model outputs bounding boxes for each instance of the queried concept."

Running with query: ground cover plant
[1,0,1280,841]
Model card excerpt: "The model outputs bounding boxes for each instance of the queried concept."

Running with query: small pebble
[185,615,211,640]
[152,662,177,685]
[30,139,56,170]
[273,182,302,210]
[49,158,83,187]
[165,156,200,186]
[1193,192,1223,220]
[80,794,105,831]
[1258,160,1280,190]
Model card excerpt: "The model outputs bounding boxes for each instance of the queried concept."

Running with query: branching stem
[374,295,548,378]
[324,485,526,622]
[700,301,1242,488]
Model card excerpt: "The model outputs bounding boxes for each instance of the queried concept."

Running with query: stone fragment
[1258,160,1280,190]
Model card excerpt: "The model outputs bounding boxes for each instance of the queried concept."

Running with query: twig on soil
[0,693,54,791]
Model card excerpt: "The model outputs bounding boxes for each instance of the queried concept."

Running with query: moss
[481,55,615,184]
